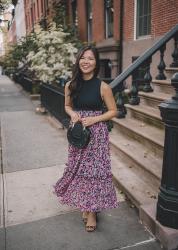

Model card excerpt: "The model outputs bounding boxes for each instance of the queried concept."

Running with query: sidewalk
[0,75,162,250]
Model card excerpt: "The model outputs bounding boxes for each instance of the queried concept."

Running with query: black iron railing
[13,73,40,94]
[40,83,70,127]
[156,72,178,229]
[110,24,178,118]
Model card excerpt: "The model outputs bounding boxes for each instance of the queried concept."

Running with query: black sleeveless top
[72,77,103,111]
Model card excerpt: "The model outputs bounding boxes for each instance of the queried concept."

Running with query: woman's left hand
[81,116,98,127]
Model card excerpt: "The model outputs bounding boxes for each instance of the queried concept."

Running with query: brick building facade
[66,0,178,80]
[4,8,17,47]
[15,0,26,41]
[122,0,178,76]
[10,0,178,81]
[69,0,121,80]
[24,0,57,33]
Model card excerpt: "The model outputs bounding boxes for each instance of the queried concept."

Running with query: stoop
[140,201,178,250]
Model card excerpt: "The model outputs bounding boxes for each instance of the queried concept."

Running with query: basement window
[100,59,112,80]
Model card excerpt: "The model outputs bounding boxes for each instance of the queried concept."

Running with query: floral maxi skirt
[54,110,118,212]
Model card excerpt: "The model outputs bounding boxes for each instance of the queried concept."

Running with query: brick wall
[151,0,178,37]
[24,0,42,33]
[24,0,55,33]
[76,0,121,43]
[114,0,121,41]
[123,0,135,41]
[77,0,87,42]
[93,0,105,42]
[123,0,178,42]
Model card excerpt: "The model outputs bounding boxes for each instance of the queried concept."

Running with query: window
[105,0,114,38]
[136,0,151,38]
[41,0,44,15]
[44,0,49,15]
[86,0,92,42]
[30,7,34,28]
[71,0,78,31]
[100,59,112,79]
[37,0,39,19]
[33,3,36,22]
[45,0,49,8]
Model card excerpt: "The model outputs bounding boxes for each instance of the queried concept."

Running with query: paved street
[0,75,162,250]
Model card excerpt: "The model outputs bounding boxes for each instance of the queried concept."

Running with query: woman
[54,45,118,232]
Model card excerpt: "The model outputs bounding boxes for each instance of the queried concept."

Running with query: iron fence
[40,83,70,128]
[13,73,40,94]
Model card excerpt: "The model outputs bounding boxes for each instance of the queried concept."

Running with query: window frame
[71,0,78,31]
[135,0,151,40]
[86,0,93,42]
[105,0,114,39]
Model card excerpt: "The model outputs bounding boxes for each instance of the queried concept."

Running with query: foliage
[0,32,38,76]
[0,0,11,14]
[52,1,82,49]
[11,33,38,63]
[26,23,78,83]
[1,1,83,84]
[0,49,18,75]
[0,22,79,83]
[53,0,67,29]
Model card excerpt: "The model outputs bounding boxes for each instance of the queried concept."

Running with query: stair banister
[110,24,178,90]
[156,72,178,229]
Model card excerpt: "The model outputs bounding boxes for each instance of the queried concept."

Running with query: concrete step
[140,202,178,250]
[112,117,164,158]
[165,67,178,79]
[152,79,174,95]
[111,153,158,208]
[139,91,171,108]
[125,103,164,129]
[110,129,162,188]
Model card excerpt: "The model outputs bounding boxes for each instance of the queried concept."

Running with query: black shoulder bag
[67,121,91,149]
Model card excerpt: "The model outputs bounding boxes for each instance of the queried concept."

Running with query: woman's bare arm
[65,82,81,123]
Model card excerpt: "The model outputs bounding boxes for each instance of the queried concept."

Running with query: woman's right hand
[71,112,81,123]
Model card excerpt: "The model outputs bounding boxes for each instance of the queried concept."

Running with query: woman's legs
[85,212,97,232]
[81,211,97,231]
[82,211,89,223]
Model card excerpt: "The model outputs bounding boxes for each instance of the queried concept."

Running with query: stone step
[139,91,171,108]
[125,103,164,129]
[152,79,174,95]
[111,153,158,208]
[110,129,162,188]
[112,117,164,158]
[140,202,178,250]
[165,67,178,79]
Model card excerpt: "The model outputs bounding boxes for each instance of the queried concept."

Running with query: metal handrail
[110,24,178,89]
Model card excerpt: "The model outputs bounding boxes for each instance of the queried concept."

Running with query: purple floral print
[54,110,118,212]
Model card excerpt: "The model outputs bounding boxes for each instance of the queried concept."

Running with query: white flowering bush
[27,23,78,83]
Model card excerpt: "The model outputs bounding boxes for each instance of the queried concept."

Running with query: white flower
[26,22,78,83]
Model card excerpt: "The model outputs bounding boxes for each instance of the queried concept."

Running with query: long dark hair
[69,45,100,99]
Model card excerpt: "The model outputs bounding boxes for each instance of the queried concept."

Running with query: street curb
[45,116,65,130]
[0,174,4,228]
[30,94,40,100]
